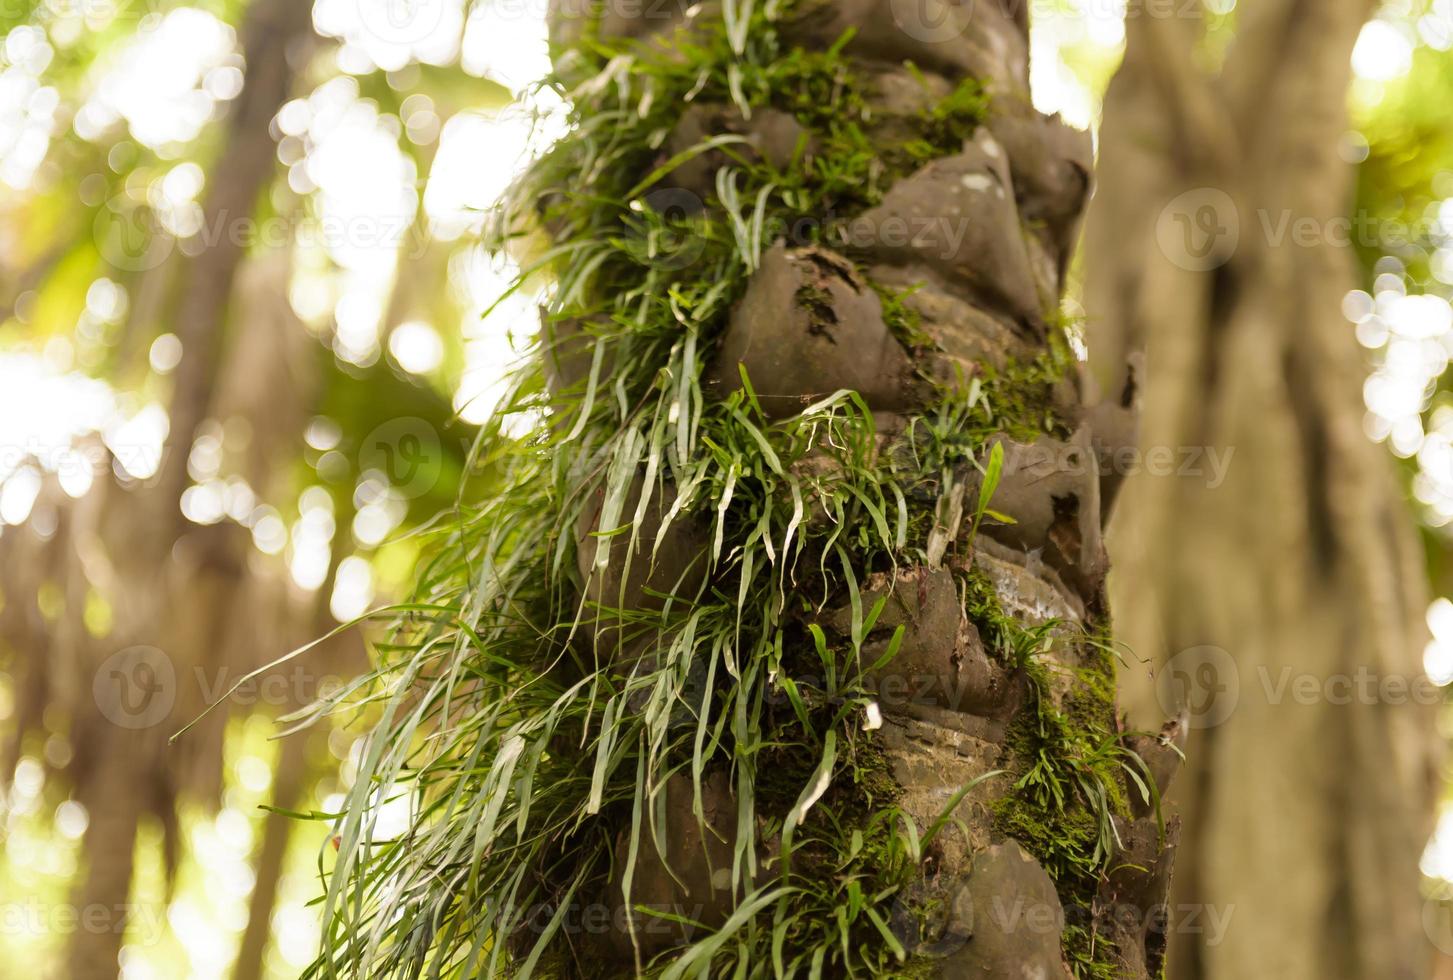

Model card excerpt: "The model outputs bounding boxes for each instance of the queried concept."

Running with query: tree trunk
[1084,3,1440,978]
[234,494,359,980]
[157,0,315,518]
[557,4,1189,971]
[60,2,315,978]
[317,2,1179,977]
[233,729,310,980]
[63,732,146,979]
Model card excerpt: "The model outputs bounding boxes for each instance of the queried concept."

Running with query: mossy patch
[980,325,1076,442]
[959,565,1130,978]
[795,282,839,335]
[316,1,1135,977]
[1063,923,1125,980]
[992,702,1129,979]
[870,279,934,350]
[896,74,992,166]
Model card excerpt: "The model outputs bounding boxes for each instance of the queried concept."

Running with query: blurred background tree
[0,1,534,976]
[1083,2,1441,978]
[2,1,1453,978]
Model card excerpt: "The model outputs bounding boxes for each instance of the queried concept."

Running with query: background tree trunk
[1084,2,1441,978]
[63,725,144,980]
[59,1,315,977]
[233,729,310,980]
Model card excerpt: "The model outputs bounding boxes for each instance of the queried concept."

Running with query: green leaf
[970,440,1006,541]
[781,730,837,868]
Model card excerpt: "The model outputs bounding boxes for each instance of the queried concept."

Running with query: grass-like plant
[279,3,1156,976]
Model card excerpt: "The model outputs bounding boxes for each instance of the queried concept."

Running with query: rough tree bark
[1084,2,1440,978]
[539,1,1183,975]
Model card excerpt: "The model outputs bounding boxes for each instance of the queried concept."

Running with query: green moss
[870,280,932,350]
[960,566,1131,979]
[344,1,1134,976]
[1063,923,1125,980]
[747,728,930,977]
[993,701,1129,979]
[706,35,994,220]
[755,728,899,825]
[980,326,1076,442]
[896,955,951,979]
[1066,641,1119,732]
[963,566,1019,653]
[991,792,1101,888]
[993,660,1124,893]
[764,40,868,129]
[759,46,889,213]
[901,76,991,163]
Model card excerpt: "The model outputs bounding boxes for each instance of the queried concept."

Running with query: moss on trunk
[308,3,1182,977]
